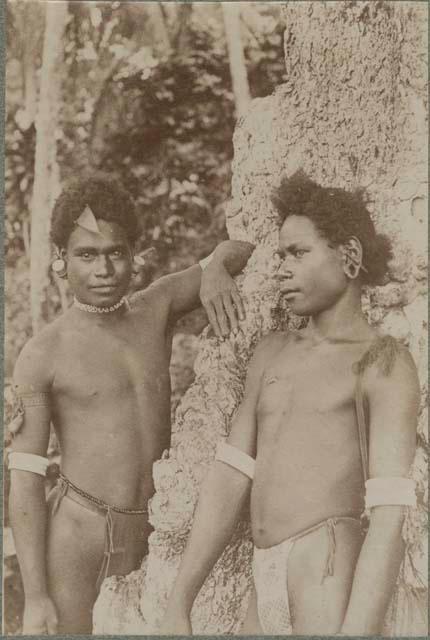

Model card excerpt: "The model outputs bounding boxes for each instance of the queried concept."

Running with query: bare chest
[256,347,359,440]
[53,319,171,402]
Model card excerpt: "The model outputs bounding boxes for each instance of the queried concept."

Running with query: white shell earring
[52,258,67,278]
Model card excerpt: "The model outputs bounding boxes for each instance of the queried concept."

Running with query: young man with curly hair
[8,174,253,634]
[161,171,420,636]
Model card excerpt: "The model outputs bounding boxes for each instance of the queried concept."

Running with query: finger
[222,293,238,334]
[213,297,229,337]
[205,302,222,338]
[231,288,246,320]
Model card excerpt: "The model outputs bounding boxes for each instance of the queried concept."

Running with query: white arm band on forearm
[365,477,417,509]
[215,442,255,480]
[8,451,49,477]
[199,250,215,271]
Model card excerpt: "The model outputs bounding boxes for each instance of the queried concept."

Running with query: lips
[279,286,300,296]
[90,285,118,292]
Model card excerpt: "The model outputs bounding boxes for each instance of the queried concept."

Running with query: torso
[49,291,172,509]
[251,330,376,548]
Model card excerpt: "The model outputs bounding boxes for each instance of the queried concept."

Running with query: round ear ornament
[51,257,67,278]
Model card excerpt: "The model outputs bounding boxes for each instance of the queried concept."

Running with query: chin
[82,290,124,307]
[287,302,310,316]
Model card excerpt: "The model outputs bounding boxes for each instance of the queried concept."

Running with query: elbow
[220,240,255,262]
[240,241,256,261]
[205,462,251,506]
[9,472,46,503]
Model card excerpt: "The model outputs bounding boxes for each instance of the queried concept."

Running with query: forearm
[167,462,251,614]
[211,240,254,275]
[340,507,405,635]
[9,473,49,596]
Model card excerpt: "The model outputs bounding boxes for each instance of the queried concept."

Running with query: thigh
[239,584,265,635]
[46,496,106,634]
[287,520,363,635]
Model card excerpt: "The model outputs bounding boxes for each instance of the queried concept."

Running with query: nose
[94,255,114,277]
[275,262,293,280]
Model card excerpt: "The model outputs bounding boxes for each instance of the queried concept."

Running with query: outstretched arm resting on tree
[9,335,58,635]
[141,240,254,337]
[159,340,266,634]
[339,350,420,636]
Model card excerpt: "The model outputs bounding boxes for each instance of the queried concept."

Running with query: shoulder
[361,336,420,409]
[14,321,60,388]
[249,331,289,372]
[129,278,170,313]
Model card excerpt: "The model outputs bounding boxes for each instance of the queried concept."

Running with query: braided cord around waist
[59,473,148,515]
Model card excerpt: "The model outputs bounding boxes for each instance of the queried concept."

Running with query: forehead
[67,219,130,249]
[279,215,324,247]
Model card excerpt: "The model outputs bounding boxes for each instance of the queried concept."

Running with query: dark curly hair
[272,170,392,285]
[51,173,139,248]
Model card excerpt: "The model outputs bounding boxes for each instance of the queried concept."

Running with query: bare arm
[160,339,267,633]
[339,349,420,635]
[9,337,58,634]
[147,240,254,336]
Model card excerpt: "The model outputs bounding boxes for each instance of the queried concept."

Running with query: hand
[23,593,58,635]
[200,262,245,338]
[159,607,192,635]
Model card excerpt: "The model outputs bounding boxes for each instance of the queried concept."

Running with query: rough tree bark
[30,1,68,333]
[93,2,428,634]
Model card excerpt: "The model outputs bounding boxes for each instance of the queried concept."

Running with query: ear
[54,246,67,260]
[346,236,363,262]
[341,236,364,279]
[51,247,68,279]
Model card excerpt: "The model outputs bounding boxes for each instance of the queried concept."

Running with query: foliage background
[5,1,287,373]
[4,2,286,634]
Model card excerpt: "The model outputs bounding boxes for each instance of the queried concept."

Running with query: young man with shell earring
[161,171,421,636]
[8,174,254,634]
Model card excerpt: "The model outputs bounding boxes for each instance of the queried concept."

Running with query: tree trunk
[20,1,43,130]
[222,3,251,119]
[30,1,69,333]
[93,2,427,634]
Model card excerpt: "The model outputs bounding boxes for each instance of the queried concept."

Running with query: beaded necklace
[73,297,128,314]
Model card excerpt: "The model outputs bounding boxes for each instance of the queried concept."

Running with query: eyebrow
[72,244,127,253]
[276,243,304,255]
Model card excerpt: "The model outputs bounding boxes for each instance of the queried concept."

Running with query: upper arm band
[8,385,51,435]
[8,451,49,477]
[199,250,215,271]
[215,442,255,480]
[365,477,417,509]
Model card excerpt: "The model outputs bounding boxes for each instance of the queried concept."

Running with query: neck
[306,284,371,344]
[73,296,129,316]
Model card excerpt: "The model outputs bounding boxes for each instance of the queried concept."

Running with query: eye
[111,249,124,259]
[294,249,307,258]
[80,252,93,260]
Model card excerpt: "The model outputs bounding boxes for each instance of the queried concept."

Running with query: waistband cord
[51,476,68,515]
[322,517,337,583]
[96,507,116,593]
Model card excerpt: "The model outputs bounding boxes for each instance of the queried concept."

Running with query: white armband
[365,477,417,509]
[215,442,255,480]
[199,251,215,271]
[8,451,49,477]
